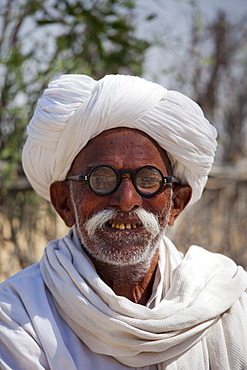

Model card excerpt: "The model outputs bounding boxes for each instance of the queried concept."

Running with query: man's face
[67,128,173,267]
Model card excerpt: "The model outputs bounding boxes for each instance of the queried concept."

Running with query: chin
[78,228,161,267]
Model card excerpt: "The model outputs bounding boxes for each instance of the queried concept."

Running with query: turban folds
[22,74,217,205]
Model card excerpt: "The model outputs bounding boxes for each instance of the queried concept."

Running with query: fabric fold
[40,227,247,369]
[22,74,217,204]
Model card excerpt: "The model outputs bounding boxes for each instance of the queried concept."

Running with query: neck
[89,248,159,305]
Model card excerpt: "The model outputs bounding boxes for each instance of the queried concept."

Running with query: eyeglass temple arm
[165,176,181,184]
[65,175,88,182]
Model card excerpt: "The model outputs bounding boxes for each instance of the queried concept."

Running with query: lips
[107,221,142,230]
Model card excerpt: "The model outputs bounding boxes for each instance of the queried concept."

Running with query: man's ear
[50,181,76,227]
[168,184,192,227]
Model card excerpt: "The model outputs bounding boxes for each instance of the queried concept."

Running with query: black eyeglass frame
[66,164,180,198]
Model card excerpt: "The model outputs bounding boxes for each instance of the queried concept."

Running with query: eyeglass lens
[90,166,117,194]
[89,165,163,196]
[135,167,162,194]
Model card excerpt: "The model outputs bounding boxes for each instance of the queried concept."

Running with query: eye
[136,167,162,192]
[93,177,105,188]
[89,166,117,193]
[138,176,160,188]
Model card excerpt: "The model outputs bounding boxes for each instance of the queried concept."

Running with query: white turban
[22,74,217,205]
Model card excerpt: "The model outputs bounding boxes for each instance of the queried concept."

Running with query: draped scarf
[40,227,247,369]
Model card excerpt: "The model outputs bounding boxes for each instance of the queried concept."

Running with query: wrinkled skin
[50,128,192,304]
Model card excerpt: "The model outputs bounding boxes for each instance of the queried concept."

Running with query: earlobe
[168,184,192,227]
[50,181,76,227]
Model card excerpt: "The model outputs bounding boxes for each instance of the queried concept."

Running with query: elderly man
[0,74,247,370]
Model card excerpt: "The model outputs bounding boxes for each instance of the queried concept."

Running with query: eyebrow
[85,165,100,172]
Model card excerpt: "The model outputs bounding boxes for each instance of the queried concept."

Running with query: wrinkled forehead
[68,128,172,175]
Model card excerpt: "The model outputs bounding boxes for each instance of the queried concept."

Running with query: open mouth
[107,221,142,230]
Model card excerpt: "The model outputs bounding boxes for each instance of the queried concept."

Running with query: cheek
[71,185,110,222]
[144,189,172,214]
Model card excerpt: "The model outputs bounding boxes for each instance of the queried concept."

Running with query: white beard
[72,203,171,269]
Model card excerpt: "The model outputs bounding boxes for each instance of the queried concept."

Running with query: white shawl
[40,228,247,369]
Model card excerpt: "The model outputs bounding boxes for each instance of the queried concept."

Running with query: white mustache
[84,208,160,238]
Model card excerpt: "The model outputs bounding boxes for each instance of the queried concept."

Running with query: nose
[108,176,142,212]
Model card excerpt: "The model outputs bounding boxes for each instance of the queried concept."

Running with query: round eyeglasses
[66,164,180,198]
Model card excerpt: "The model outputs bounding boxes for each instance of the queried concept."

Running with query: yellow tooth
[111,223,115,228]
[119,223,125,230]
[126,223,131,229]
[115,223,120,228]
[132,223,137,228]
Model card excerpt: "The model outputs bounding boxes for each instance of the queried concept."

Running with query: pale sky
[136,0,247,85]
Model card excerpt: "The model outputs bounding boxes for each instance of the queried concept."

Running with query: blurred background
[0,0,246,282]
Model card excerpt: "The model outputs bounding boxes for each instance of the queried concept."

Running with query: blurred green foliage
[0,0,150,187]
[0,0,152,271]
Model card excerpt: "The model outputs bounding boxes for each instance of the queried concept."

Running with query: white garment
[22,74,217,204]
[0,229,247,370]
